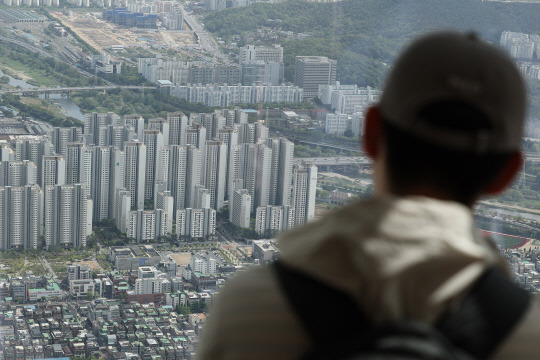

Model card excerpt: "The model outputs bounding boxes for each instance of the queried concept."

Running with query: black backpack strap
[273,261,374,359]
[273,261,531,360]
[436,267,530,359]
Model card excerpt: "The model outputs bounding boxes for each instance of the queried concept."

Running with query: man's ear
[483,151,523,196]
[363,106,382,159]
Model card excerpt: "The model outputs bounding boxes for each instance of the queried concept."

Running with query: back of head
[377,31,527,204]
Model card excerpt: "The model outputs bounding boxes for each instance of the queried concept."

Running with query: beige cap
[379,31,526,153]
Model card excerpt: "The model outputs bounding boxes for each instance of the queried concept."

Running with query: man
[197,31,540,359]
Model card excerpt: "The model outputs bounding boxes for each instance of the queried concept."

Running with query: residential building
[176,208,216,239]
[239,45,284,64]
[0,160,37,186]
[255,205,295,236]
[124,141,146,210]
[291,163,317,226]
[230,189,251,228]
[44,184,91,249]
[0,185,42,250]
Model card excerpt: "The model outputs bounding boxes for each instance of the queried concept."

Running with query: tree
[176,305,191,316]
[87,290,94,300]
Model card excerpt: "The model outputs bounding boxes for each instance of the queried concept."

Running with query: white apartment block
[49,127,83,156]
[15,137,53,186]
[325,113,351,135]
[91,146,111,222]
[190,253,218,276]
[168,111,189,146]
[124,114,145,141]
[266,137,294,206]
[124,141,146,210]
[0,160,37,186]
[0,185,42,250]
[115,188,131,232]
[84,112,120,146]
[108,147,125,219]
[70,279,96,298]
[169,84,303,107]
[66,142,92,199]
[255,205,295,236]
[139,266,158,279]
[155,190,174,234]
[127,209,168,243]
[148,118,170,146]
[42,155,66,189]
[67,264,91,281]
[204,140,227,210]
[176,208,216,239]
[292,164,317,226]
[351,112,364,137]
[0,143,14,162]
[160,145,186,213]
[318,82,381,114]
[135,278,163,295]
[231,189,251,228]
[143,130,164,201]
[44,184,91,249]
[239,45,284,64]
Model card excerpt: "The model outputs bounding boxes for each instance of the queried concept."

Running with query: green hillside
[204,0,540,87]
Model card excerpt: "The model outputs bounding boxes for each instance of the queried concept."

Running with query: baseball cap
[378,31,526,153]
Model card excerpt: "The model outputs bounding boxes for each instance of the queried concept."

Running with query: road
[181,7,231,64]
[40,256,60,283]
[294,156,370,166]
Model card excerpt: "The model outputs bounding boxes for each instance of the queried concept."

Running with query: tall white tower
[292,163,317,226]
[204,140,227,211]
[0,185,42,250]
[167,111,188,146]
[124,141,146,210]
[65,143,92,199]
[143,130,164,201]
[45,184,90,249]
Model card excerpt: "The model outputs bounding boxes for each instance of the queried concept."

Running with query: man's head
[364,31,527,206]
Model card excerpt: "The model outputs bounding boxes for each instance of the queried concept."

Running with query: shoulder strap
[436,267,530,358]
[273,261,531,360]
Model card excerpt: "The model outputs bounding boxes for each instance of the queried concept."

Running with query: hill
[204,0,540,87]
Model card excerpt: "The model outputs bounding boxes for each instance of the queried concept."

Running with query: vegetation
[90,63,153,86]
[72,88,216,119]
[205,0,540,87]
[0,40,101,87]
[1,93,82,127]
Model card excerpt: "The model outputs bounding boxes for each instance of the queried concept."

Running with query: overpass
[2,85,157,98]
[296,140,362,154]
[294,156,370,166]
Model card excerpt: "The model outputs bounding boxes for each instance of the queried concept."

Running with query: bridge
[297,140,362,154]
[2,85,157,98]
[294,156,370,167]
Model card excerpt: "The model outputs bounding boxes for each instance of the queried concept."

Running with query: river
[476,204,540,222]
[0,69,85,121]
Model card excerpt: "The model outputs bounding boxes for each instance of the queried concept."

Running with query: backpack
[273,261,530,360]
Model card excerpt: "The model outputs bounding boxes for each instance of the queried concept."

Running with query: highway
[181,6,231,64]
[2,85,157,94]
[294,156,370,166]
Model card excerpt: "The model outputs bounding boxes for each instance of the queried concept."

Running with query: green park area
[0,251,46,276]
[43,248,100,279]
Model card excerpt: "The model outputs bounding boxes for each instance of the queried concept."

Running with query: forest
[204,0,540,87]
